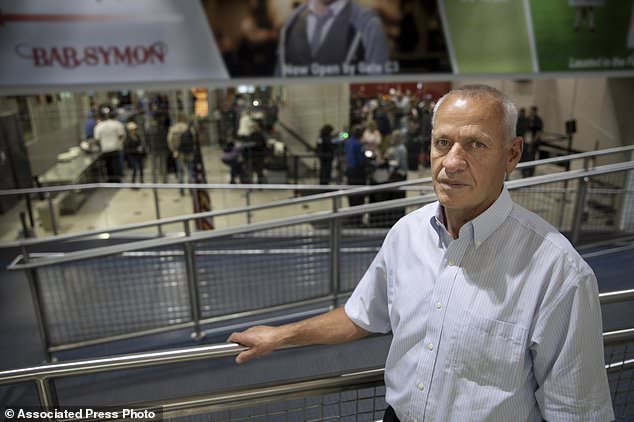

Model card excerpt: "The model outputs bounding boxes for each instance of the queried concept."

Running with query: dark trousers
[229,161,243,184]
[383,406,400,421]
[346,166,366,207]
[346,166,366,225]
[103,150,123,182]
[319,158,333,185]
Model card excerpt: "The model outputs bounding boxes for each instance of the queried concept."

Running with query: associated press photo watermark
[2,407,162,421]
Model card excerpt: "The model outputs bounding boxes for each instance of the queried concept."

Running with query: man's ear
[506,136,523,175]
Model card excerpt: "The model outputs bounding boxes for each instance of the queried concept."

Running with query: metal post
[329,197,342,308]
[35,378,59,409]
[153,187,163,236]
[46,193,58,236]
[571,177,589,245]
[22,250,54,363]
[24,193,35,228]
[246,189,252,224]
[183,221,205,341]
[19,212,33,238]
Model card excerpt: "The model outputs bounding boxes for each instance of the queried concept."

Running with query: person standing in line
[221,141,244,184]
[226,84,614,421]
[248,124,269,184]
[362,120,382,160]
[123,122,146,187]
[517,108,533,178]
[94,110,125,183]
[316,124,336,185]
[388,129,408,178]
[528,105,543,143]
[147,110,171,183]
[168,114,196,195]
[343,125,367,225]
[84,110,97,140]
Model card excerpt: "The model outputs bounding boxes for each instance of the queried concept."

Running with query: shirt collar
[430,186,513,249]
[308,0,348,17]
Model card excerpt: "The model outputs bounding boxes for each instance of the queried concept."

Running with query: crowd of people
[83,89,545,191]
[84,100,202,192]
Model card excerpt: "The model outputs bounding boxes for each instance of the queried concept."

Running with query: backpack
[178,125,195,154]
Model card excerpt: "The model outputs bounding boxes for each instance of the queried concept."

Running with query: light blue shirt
[345,187,614,421]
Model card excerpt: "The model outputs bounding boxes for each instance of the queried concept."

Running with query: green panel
[531,0,634,71]
[444,0,534,73]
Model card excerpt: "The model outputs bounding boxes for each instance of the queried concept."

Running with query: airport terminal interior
[0,76,632,421]
[0,1,634,420]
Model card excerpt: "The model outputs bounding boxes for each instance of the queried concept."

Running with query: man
[94,111,125,182]
[344,125,366,195]
[167,114,196,195]
[316,123,336,185]
[276,0,391,77]
[228,85,614,421]
[389,129,408,177]
[147,110,170,183]
[528,105,543,143]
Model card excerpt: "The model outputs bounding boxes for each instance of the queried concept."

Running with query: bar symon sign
[14,42,168,69]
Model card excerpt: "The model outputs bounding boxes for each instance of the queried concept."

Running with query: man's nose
[443,144,467,173]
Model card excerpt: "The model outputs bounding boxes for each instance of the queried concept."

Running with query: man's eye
[473,141,486,149]
[435,139,450,147]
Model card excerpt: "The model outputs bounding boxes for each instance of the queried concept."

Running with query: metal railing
[1,145,632,242]
[0,309,632,418]
[4,160,634,359]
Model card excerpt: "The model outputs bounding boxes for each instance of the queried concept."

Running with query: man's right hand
[228,325,285,364]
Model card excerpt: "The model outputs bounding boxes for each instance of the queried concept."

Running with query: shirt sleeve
[530,268,615,421]
[344,245,391,334]
[362,15,390,68]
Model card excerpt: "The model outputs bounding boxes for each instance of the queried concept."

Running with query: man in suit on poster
[276,0,393,77]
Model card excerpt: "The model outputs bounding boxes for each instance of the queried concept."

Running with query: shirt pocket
[450,309,527,392]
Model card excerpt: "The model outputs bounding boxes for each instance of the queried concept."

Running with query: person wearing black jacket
[316,124,336,184]
[124,122,146,186]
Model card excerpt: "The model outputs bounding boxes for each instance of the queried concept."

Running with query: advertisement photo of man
[276,0,392,77]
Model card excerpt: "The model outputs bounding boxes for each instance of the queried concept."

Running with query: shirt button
[448,259,455,266]
[427,343,434,351]
[435,302,443,310]
[417,382,425,391]
[476,240,482,247]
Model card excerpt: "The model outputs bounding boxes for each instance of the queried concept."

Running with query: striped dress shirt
[345,188,614,421]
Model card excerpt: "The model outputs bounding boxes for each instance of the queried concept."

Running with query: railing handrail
[3,144,631,198]
[0,177,433,249]
[598,288,634,305]
[514,144,634,169]
[1,325,632,386]
[0,182,360,197]
[7,160,634,270]
[1,145,632,249]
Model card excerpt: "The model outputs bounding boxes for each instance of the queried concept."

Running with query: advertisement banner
[440,0,536,74]
[202,0,451,78]
[0,0,228,91]
[530,0,634,72]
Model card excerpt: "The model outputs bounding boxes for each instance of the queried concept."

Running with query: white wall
[0,94,84,175]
